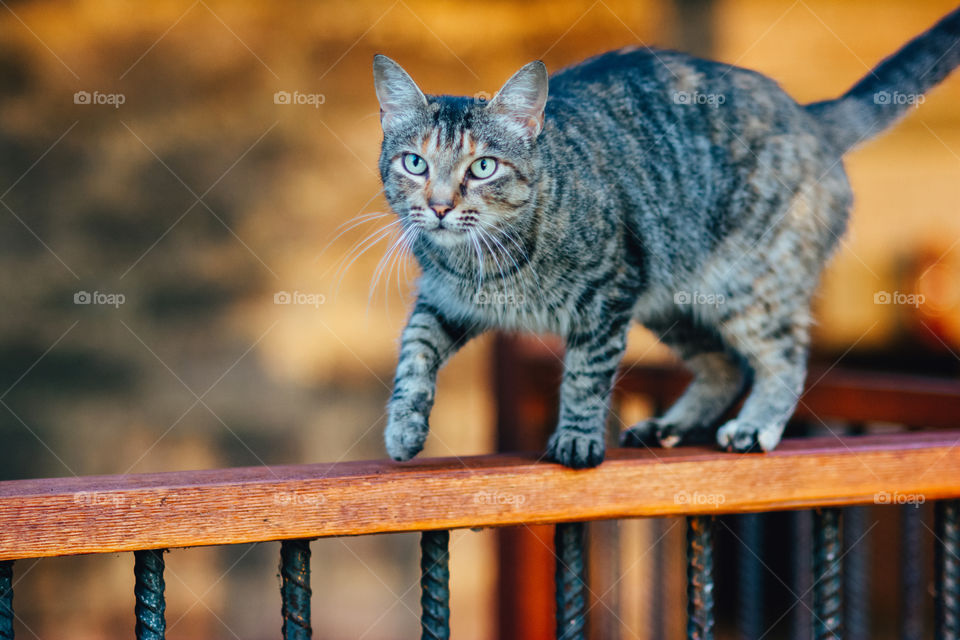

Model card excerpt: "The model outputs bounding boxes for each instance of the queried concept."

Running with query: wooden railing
[2,355,960,638]
[1,433,960,638]
[1,433,960,561]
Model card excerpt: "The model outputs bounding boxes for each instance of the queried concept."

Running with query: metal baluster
[555,522,586,640]
[844,505,870,640]
[280,539,312,640]
[0,561,12,640]
[935,500,960,640]
[900,504,923,640]
[421,530,450,640]
[813,508,842,640]
[652,518,667,640]
[791,510,814,640]
[687,516,715,640]
[134,549,166,640]
[737,513,764,640]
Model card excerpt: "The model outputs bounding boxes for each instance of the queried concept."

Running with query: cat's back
[541,47,841,287]
[549,47,787,103]
[546,46,809,139]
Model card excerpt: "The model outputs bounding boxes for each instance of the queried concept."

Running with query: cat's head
[373,55,548,248]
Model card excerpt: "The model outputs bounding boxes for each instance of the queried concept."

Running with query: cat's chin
[425,228,471,247]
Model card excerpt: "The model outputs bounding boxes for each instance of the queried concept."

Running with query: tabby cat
[373,8,960,468]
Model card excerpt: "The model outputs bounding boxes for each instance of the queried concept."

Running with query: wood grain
[2,432,960,561]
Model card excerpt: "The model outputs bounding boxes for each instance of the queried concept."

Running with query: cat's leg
[714,314,810,452]
[546,314,632,469]
[385,298,479,461]
[621,319,745,448]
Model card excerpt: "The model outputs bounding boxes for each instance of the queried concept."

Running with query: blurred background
[0,0,958,638]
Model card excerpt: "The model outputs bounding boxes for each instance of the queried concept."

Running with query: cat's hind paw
[620,419,711,449]
[619,419,665,448]
[546,428,605,469]
[715,418,781,453]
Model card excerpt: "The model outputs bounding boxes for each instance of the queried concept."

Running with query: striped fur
[373,7,960,468]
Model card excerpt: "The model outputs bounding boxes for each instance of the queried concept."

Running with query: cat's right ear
[373,55,428,131]
[487,61,549,139]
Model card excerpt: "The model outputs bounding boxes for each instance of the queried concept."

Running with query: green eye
[469,157,498,180]
[402,153,427,175]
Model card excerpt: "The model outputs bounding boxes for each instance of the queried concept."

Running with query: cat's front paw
[384,404,430,462]
[546,428,605,469]
[715,419,781,452]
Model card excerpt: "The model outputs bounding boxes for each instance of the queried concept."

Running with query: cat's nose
[429,203,453,219]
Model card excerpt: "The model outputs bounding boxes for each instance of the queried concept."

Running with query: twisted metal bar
[134,549,166,640]
[687,516,715,640]
[0,561,12,640]
[736,513,764,640]
[899,505,923,640]
[555,522,586,640]
[421,530,450,640]
[843,505,870,640]
[936,500,960,640]
[652,518,667,640]
[281,539,312,640]
[813,508,842,640]
[791,510,813,640]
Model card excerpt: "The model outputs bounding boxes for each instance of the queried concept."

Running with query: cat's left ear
[487,61,549,138]
[373,54,428,130]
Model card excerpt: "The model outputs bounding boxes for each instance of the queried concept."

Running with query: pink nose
[430,204,452,219]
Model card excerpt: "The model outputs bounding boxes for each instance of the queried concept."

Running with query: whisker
[333,220,400,299]
[369,223,416,312]
[475,227,508,286]
[315,211,393,282]
[387,226,421,314]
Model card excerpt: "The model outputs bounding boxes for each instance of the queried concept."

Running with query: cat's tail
[805,6,960,153]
